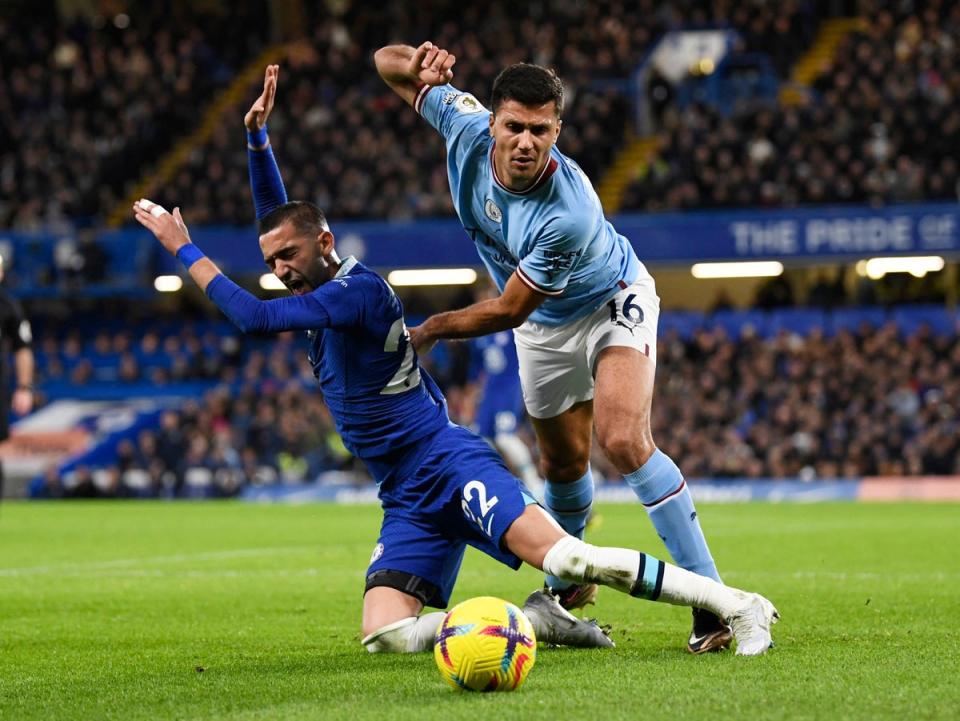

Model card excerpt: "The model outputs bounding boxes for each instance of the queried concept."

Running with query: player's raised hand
[133,199,191,255]
[244,64,279,131]
[409,41,455,86]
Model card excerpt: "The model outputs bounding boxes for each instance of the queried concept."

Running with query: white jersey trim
[414,84,431,115]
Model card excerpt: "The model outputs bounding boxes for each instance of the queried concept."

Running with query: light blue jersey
[417,84,647,326]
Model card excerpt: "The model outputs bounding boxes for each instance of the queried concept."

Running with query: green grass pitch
[1,501,957,720]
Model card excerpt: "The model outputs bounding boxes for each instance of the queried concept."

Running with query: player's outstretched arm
[244,64,288,219]
[374,42,456,107]
[409,272,545,353]
[133,199,329,334]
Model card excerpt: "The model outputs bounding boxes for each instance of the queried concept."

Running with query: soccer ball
[433,596,537,692]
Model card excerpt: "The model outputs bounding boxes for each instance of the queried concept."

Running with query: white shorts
[514,277,660,419]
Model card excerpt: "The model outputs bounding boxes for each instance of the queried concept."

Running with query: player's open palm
[410,42,455,86]
[245,64,279,131]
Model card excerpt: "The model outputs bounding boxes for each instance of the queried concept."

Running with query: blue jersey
[233,126,539,604]
[416,84,648,326]
[206,259,450,485]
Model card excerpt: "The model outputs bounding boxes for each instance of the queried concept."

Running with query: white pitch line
[0,545,319,578]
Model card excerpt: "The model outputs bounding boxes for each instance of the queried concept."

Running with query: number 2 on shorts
[462,480,499,537]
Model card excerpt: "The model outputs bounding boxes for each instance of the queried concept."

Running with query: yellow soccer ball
[433,596,537,692]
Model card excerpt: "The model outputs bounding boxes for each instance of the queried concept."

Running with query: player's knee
[597,425,655,472]
[539,455,589,483]
[361,617,418,653]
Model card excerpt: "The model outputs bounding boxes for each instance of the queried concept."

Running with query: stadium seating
[0,4,268,229]
[154,0,825,223]
[29,304,958,498]
[9,2,958,501]
[622,3,960,211]
[2,1,829,229]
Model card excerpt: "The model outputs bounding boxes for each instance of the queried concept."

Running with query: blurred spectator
[624,2,960,211]
[34,302,960,498]
[0,3,268,229]
[153,0,820,223]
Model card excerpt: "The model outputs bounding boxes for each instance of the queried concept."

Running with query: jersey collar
[335,256,358,278]
[489,143,559,195]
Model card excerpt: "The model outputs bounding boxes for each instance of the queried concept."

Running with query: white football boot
[727,592,780,656]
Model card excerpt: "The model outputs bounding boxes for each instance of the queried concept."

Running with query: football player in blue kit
[130,65,777,657]
[375,43,743,653]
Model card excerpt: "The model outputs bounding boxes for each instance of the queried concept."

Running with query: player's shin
[361,612,445,653]
[540,536,743,619]
[542,468,593,591]
[624,449,721,581]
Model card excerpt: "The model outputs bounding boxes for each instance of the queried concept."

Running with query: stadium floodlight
[387,268,478,286]
[259,273,287,290]
[855,256,945,280]
[690,261,784,279]
[153,275,183,292]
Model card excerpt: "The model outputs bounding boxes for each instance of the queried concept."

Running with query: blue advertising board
[174,202,960,273]
[3,202,958,295]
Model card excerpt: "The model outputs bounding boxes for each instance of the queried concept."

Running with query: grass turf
[1,501,957,720]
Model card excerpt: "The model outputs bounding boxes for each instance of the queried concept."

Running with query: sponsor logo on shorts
[370,543,384,563]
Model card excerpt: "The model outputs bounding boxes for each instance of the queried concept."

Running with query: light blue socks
[624,449,720,581]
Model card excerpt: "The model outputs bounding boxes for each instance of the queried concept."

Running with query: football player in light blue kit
[376,42,733,653]
[129,65,778,658]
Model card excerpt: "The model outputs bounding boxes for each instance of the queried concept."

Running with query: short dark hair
[490,63,564,115]
[258,201,330,238]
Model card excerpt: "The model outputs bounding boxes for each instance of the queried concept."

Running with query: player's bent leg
[361,508,465,654]
[529,402,598,608]
[505,506,777,655]
[361,585,445,653]
[537,533,779,656]
[594,346,721,580]
[593,346,729,651]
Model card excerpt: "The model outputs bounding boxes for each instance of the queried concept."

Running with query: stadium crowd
[4,0,826,228]
[623,1,960,211]
[155,0,824,223]
[31,308,960,498]
[11,1,955,227]
[0,2,268,229]
[8,0,959,499]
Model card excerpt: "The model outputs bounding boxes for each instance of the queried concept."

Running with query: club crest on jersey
[484,199,503,223]
[455,94,484,114]
[370,543,384,564]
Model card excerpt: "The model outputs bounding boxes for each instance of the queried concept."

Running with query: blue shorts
[366,424,537,608]
[475,392,526,439]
